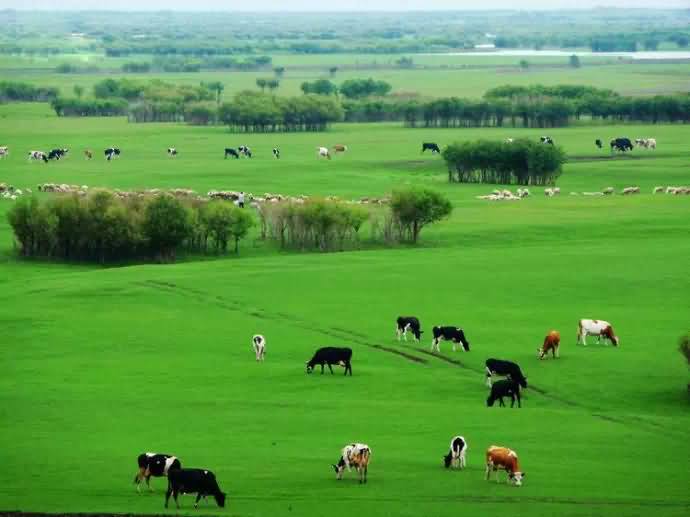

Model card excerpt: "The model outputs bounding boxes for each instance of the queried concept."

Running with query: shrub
[390,188,452,244]
[142,195,192,261]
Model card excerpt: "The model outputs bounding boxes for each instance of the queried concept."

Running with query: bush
[390,188,452,244]
[680,334,690,366]
[201,202,254,253]
[143,195,193,261]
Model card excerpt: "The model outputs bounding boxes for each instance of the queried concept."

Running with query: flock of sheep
[475,184,689,202]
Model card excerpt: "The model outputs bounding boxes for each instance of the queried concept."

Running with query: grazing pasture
[0,104,689,516]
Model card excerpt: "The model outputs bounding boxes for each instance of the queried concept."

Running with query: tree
[142,195,192,261]
[274,66,285,78]
[569,55,581,68]
[73,85,84,98]
[300,79,337,96]
[256,78,267,92]
[203,81,224,105]
[339,78,392,99]
[329,66,338,78]
[643,38,660,51]
[390,188,452,244]
[519,60,529,70]
[267,79,280,93]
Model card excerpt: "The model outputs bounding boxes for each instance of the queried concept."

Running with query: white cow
[443,436,467,469]
[317,147,331,160]
[0,146,8,158]
[252,334,266,361]
[577,319,620,346]
[28,151,48,162]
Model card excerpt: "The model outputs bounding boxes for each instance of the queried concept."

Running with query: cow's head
[214,492,226,508]
[509,471,525,486]
[306,361,315,374]
[332,458,346,479]
[537,347,544,359]
[443,452,453,468]
[413,329,423,341]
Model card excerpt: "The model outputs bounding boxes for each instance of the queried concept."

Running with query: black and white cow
[272,148,280,159]
[610,138,633,153]
[238,145,252,158]
[540,136,554,145]
[443,436,467,469]
[421,142,441,154]
[306,346,352,376]
[48,148,68,160]
[595,139,603,149]
[396,316,422,342]
[0,146,8,158]
[431,326,470,352]
[252,334,266,361]
[165,468,226,509]
[485,358,527,389]
[486,379,522,408]
[104,147,121,161]
[28,151,49,163]
[167,148,177,157]
[224,148,239,159]
[134,453,181,492]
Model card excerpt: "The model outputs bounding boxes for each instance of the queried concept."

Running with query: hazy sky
[2,0,688,10]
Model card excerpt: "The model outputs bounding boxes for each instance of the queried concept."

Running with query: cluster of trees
[7,193,253,263]
[0,81,58,102]
[120,55,272,73]
[51,97,129,117]
[299,78,392,99]
[442,139,566,185]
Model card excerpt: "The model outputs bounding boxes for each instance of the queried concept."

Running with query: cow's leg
[554,346,559,359]
[396,326,401,341]
[194,493,203,508]
[485,462,491,480]
[164,485,172,508]
[145,469,153,491]
[498,396,505,407]
[320,363,325,374]
[516,389,522,408]
[328,363,334,374]
[485,368,492,387]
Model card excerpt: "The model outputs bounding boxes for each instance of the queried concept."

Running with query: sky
[1,0,688,10]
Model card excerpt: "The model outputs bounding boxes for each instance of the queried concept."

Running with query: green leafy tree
[142,195,192,261]
[519,59,529,70]
[274,66,285,78]
[569,55,581,68]
[256,78,268,92]
[390,188,452,244]
[300,79,337,96]
[329,66,338,78]
[267,79,280,93]
[73,85,84,98]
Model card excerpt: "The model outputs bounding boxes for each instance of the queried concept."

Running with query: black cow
[48,148,68,160]
[540,136,554,145]
[224,148,239,159]
[421,142,441,154]
[610,138,633,153]
[238,145,252,158]
[595,139,603,149]
[485,358,527,389]
[272,147,280,159]
[104,147,121,161]
[134,453,181,492]
[306,346,352,376]
[431,326,470,352]
[486,379,522,408]
[165,468,226,509]
[396,316,422,342]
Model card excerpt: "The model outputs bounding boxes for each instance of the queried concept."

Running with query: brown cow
[485,446,525,486]
[84,150,93,160]
[332,144,348,153]
[538,330,560,359]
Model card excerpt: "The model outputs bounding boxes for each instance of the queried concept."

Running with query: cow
[48,148,68,160]
[333,443,370,484]
[318,147,331,159]
[421,142,441,154]
[167,148,177,157]
[610,138,633,153]
[653,186,665,194]
[622,186,640,195]
[134,453,181,493]
[538,330,560,359]
[224,148,239,159]
[646,138,657,149]
[486,379,522,408]
[485,446,525,486]
[595,139,602,149]
[333,144,348,153]
[431,326,470,352]
[577,319,619,346]
[272,148,280,159]
[504,138,514,144]
[396,316,422,342]
[0,146,8,158]
[252,334,266,361]
[306,346,352,375]
[485,358,527,388]
[104,147,121,161]
[540,136,554,145]
[28,151,48,163]
[84,150,93,160]
[238,145,252,158]
[443,436,467,469]
[165,468,226,509]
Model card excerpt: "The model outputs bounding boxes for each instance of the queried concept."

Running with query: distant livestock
[540,136,554,145]
[318,146,331,159]
[238,145,252,158]
[0,146,8,158]
[595,139,603,149]
[48,148,68,160]
[622,186,640,195]
[396,316,422,342]
[610,138,633,153]
[105,147,121,161]
[28,151,48,163]
[485,358,527,388]
[443,436,467,469]
[333,443,371,484]
[272,147,280,159]
[224,148,240,159]
[421,142,441,154]
[577,319,620,346]
[544,187,560,197]
[165,468,226,509]
[431,326,470,352]
[486,446,525,486]
[602,187,615,195]
[84,149,93,160]
[134,453,181,493]
[635,138,656,149]
[333,144,348,153]
[306,346,352,375]
[252,334,266,361]
[538,330,560,359]
[487,379,522,408]
[167,147,177,157]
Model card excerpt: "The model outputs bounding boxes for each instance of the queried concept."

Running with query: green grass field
[1,103,689,517]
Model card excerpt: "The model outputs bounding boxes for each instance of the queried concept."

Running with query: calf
[333,443,370,484]
[538,330,560,359]
[28,151,48,163]
[485,446,525,486]
[272,147,280,159]
[333,144,348,153]
[487,379,522,408]
[540,136,554,145]
[104,147,121,161]
[485,358,527,388]
[224,148,239,159]
[306,346,352,375]
[396,316,422,342]
[167,147,177,157]
[318,146,331,159]
[421,142,441,154]
[443,436,467,469]
[165,468,226,509]
[431,326,470,352]
[252,334,266,361]
[577,319,619,346]
[134,453,181,493]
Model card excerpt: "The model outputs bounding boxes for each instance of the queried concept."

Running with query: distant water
[422,50,690,60]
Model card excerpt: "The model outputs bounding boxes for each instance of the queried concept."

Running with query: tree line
[0,81,59,103]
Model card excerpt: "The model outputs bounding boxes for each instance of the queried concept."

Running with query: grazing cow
[333,144,348,153]
[167,148,177,157]
[238,145,252,158]
[504,138,514,143]
[540,136,554,145]
[396,316,422,342]
[485,446,525,486]
[333,443,371,484]
[653,186,664,194]
[595,139,603,149]
[165,468,226,509]
[577,319,619,346]
[252,334,266,361]
[224,148,240,159]
[610,138,633,153]
[318,146,331,159]
[622,186,640,195]
[646,138,657,150]
[538,330,560,359]
[485,358,527,388]
[272,147,280,159]
[48,148,68,160]
[602,187,614,195]
[306,346,352,375]
[134,453,181,493]
[443,436,467,469]
[84,149,93,160]
[431,326,470,352]
[104,147,121,161]
[0,146,8,158]
[421,142,441,154]
[486,379,522,408]
[28,151,48,163]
